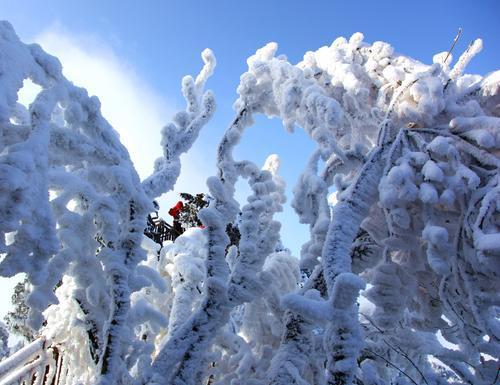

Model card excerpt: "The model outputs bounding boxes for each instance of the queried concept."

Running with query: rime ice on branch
[1,20,499,385]
[142,49,216,199]
[198,32,498,385]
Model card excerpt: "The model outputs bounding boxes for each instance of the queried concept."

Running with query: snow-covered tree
[0,19,214,384]
[0,20,498,385]
[176,193,208,229]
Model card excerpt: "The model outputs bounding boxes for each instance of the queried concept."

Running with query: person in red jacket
[168,201,184,235]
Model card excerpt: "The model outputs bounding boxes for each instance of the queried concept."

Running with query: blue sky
[0,0,499,318]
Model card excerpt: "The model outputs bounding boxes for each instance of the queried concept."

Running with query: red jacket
[168,201,184,218]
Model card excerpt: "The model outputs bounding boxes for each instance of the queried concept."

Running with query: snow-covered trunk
[267,267,327,385]
[150,264,230,384]
[269,149,366,384]
[74,298,101,364]
[99,270,132,382]
[165,197,231,384]
[149,108,245,384]
[164,238,206,341]
[267,314,314,385]
[150,108,247,384]
[99,199,149,384]
[151,107,286,384]
[321,144,389,385]
[321,145,388,291]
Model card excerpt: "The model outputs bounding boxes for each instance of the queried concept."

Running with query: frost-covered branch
[1,20,498,385]
[142,49,216,199]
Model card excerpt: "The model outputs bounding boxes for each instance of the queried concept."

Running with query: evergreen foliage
[177,193,208,228]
